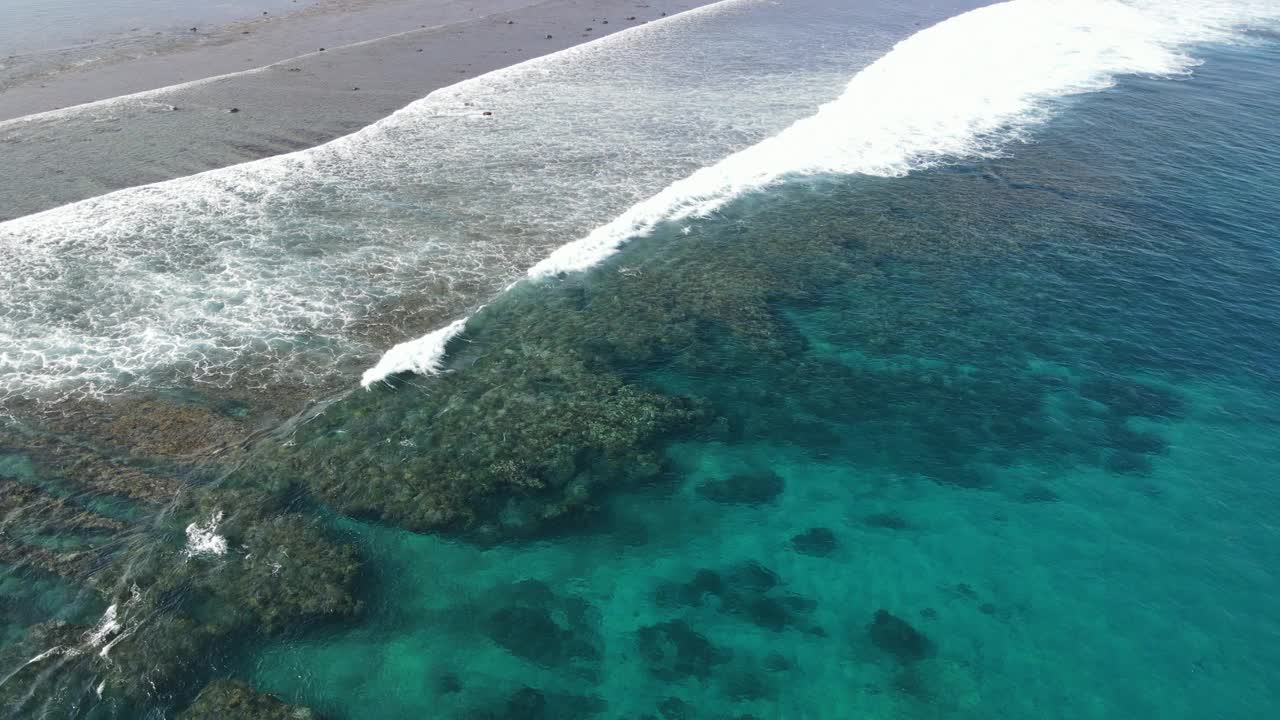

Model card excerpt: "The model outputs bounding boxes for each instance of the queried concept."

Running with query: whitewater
[2,0,1277,400]
[367,0,1280,385]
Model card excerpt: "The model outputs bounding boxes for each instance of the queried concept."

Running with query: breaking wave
[361,0,1280,385]
[1,0,870,402]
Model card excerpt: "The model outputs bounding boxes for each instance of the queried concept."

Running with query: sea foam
[3,0,1274,396]
[362,0,1280,385]
[4,0,835,401]
[528,0,1278,277]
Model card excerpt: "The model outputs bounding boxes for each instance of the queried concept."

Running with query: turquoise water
[2,4,1280,719]
[231,38,1280,720]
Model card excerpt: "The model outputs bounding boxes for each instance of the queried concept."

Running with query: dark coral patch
[1079,376,1184,420]
[791,527,838,556]
[463,686,606,720]
[180,679,319,719]
[1106,450,1154,475]
[653,562,816,633]
[637,620,731,681]
[484,580,601,670]
[869,609,933,663]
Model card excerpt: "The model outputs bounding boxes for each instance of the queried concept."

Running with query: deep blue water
[1,11,1278,720]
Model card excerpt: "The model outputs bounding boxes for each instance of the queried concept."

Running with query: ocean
[1,0,1279,718]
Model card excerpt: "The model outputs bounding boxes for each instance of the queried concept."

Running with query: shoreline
[0,0,715,222]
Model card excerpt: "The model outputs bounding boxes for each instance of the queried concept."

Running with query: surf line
[363,0,1275,387]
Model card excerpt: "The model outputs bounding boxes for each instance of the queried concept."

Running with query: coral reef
[484,579,601,674]
[656,562,819,634]
[790,527,838,556]
[180,679,320,720]
[637,619,730,681]
[259,347,705,537]
[869,609,933,663]
[460,685,607,720]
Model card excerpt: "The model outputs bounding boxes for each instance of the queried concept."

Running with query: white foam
[7,0,1276,395]
[365,0,1279,383]
[361,317,469,387]
[82,604,121,649]
[183,511,228,558]
[5,0,836,402]
[529,0,1280,277]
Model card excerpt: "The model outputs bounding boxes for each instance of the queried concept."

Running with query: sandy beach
[0,0,712,221]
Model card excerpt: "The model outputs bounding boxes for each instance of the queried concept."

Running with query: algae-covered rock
[261,347,705,537]
[181,679,319,720]
[215,514,362,632]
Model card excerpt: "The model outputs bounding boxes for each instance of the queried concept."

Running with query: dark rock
[791,527,837,556]
[637,620,729,680]
[179,679,317,719]
[487,605,567,667]
[546,34,553,39]
[919,607,937,620]
[482,111,494,116]
[228,108,240,113]
[727,561,779,594]
[696,470,783,504]
[979,603,997,615]
[689,568,724,596]
[869,609,933,663]
[723,670,772,700]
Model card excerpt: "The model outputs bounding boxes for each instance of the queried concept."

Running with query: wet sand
[0,0,715,221]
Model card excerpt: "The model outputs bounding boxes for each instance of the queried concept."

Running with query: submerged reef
[460,685,607,720]
[0,155,1204,718]
[180,679,320,720]
[0,396,361,718]
[637,619,731,681]
[655,562,820,634]
[258,346,706,538]
[869,609,933,663]
[483,579,603,677]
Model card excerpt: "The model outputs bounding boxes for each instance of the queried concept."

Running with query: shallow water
[214,35,1280,719]
[1,1,1279,718]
